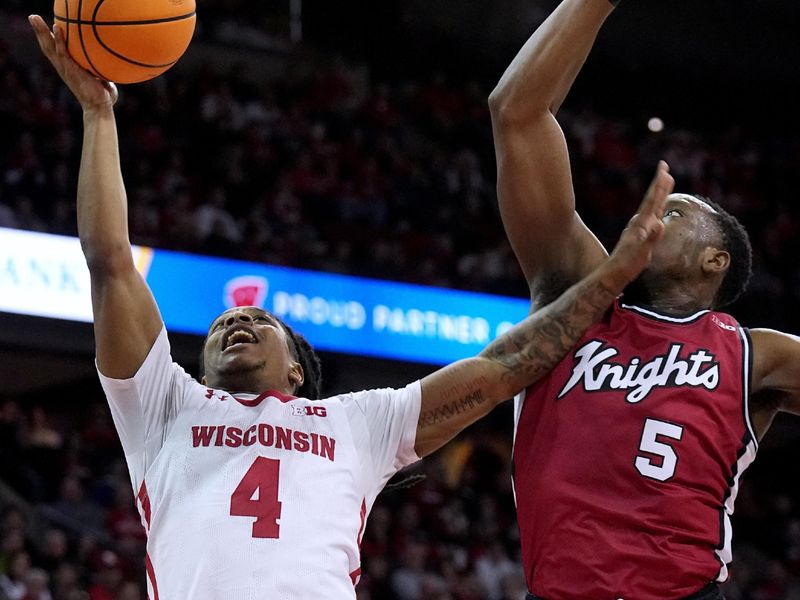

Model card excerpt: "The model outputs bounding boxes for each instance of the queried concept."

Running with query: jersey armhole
[739,327,758,450]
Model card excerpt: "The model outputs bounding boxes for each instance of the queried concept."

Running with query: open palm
[29,15,118,111]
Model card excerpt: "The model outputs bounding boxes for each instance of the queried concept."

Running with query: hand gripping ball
[54,0,196,84]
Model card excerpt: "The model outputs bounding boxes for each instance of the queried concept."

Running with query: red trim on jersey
[137,481,152,530]
[145,553,160,600]
[233,390,297,407]
[349,499,367,587]
[356,498,367,545]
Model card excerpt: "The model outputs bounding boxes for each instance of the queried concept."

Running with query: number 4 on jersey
[230,457,282,538]
[635,418,684,482]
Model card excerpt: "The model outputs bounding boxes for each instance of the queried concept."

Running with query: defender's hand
[29,15,118,112]
[604,161,674,288]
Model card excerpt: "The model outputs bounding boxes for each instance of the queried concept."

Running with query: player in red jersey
[30,13,675,600]
[489,1,800,599]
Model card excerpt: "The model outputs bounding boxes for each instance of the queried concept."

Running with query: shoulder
[749,328,799,359]
[334,382,422,416]
[750,328,800,382]
[98,326,186,386]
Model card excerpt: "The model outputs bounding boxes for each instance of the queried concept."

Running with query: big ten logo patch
[712,315,737,332]
[291,405,328,418]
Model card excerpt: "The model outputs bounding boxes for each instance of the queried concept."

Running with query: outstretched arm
[31,16,162,378]
[415,161,673,457]
[488,0,619,309]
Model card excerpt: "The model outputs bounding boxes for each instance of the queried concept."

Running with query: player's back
[513,300,757,600]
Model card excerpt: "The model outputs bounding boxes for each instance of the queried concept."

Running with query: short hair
[198,316,323,399]
[694,195,753,308]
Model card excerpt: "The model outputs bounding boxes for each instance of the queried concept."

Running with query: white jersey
[98,327,421,600]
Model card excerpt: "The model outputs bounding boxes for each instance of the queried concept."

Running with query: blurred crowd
[3,2,800,598]
[2,22,800,328]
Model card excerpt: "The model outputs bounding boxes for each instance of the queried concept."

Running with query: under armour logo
[205,389,230,402]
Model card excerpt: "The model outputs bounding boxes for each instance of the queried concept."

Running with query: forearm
[480,261,626,396]
[489,0,616,119]
[77,107,132,271]
[415,264,621,457]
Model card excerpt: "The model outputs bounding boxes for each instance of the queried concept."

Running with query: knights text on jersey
[98,327,421,600]
[513,301,757,600]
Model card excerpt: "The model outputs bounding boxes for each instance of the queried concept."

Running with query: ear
[288,361,305,393]
[201,376,207,385]
[702,247,730,275]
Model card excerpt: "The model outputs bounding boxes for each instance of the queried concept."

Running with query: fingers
[29,15,56,60]
[53,23,68,58]
[638,160,675,217]
[645,219,665,244]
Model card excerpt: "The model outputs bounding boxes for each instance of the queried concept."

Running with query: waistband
[525,582,724,600]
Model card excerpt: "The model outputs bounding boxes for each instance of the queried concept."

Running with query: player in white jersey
[30,14,674,600]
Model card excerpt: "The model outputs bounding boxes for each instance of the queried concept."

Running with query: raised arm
[488,0,619,309]
[415,161,673,457]
[31,16,162,378]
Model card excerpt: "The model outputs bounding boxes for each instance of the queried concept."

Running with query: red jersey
[513,300,757,600]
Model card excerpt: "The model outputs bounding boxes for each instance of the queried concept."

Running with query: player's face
[202,307,300,392]
[624,193,727,305]
[647,194,722,274]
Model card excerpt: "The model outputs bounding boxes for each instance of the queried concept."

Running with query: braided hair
[274,316,323,400]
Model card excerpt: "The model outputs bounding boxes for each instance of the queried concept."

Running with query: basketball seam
[93,28,180,69]
[53,12,196,26]
[76,0,110,81]
[64,0,70,46]
[89,0,188,70]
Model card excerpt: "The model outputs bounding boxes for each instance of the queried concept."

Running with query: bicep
[416,358,507,458]
[92,262,163,379]
[751,328,800,415]
[493,112,607,300]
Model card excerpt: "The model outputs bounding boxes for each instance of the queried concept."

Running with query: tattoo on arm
[418,388,486,428]
[418,363,489,427]
[416,276,617,435]
[483,277,618,384]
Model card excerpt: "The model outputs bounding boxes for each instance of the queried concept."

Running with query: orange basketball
[53,0,196,84]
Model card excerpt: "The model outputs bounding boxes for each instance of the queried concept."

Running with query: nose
[224,311,253,327]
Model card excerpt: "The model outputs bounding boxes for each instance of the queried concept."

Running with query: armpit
[530,270,581,312]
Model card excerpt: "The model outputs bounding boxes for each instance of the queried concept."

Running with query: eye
[664,208,683,218]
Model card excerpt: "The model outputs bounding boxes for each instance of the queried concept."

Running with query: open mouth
[223,326,258,350]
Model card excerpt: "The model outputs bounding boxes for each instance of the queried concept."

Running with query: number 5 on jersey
[230,457,282,538]
[635,418,684,482]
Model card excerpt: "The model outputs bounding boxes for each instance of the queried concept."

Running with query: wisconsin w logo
[558,340,720,403]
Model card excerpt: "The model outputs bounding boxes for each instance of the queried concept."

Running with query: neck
[208,370,295,397]
[624,277,715,317]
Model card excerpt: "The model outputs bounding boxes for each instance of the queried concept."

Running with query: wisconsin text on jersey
[194,388,336,460]
[558,340,721,403]
[191,423,336,460]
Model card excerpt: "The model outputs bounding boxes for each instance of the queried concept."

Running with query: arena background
[2,1,800,598]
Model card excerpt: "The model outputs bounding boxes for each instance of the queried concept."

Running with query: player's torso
[139,387,366,600]
[513,301,757,600]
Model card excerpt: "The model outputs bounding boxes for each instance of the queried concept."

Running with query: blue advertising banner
[0,228,530,365]
[146,250,530,365]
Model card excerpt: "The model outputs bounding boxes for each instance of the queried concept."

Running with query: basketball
[53,0,196,84]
